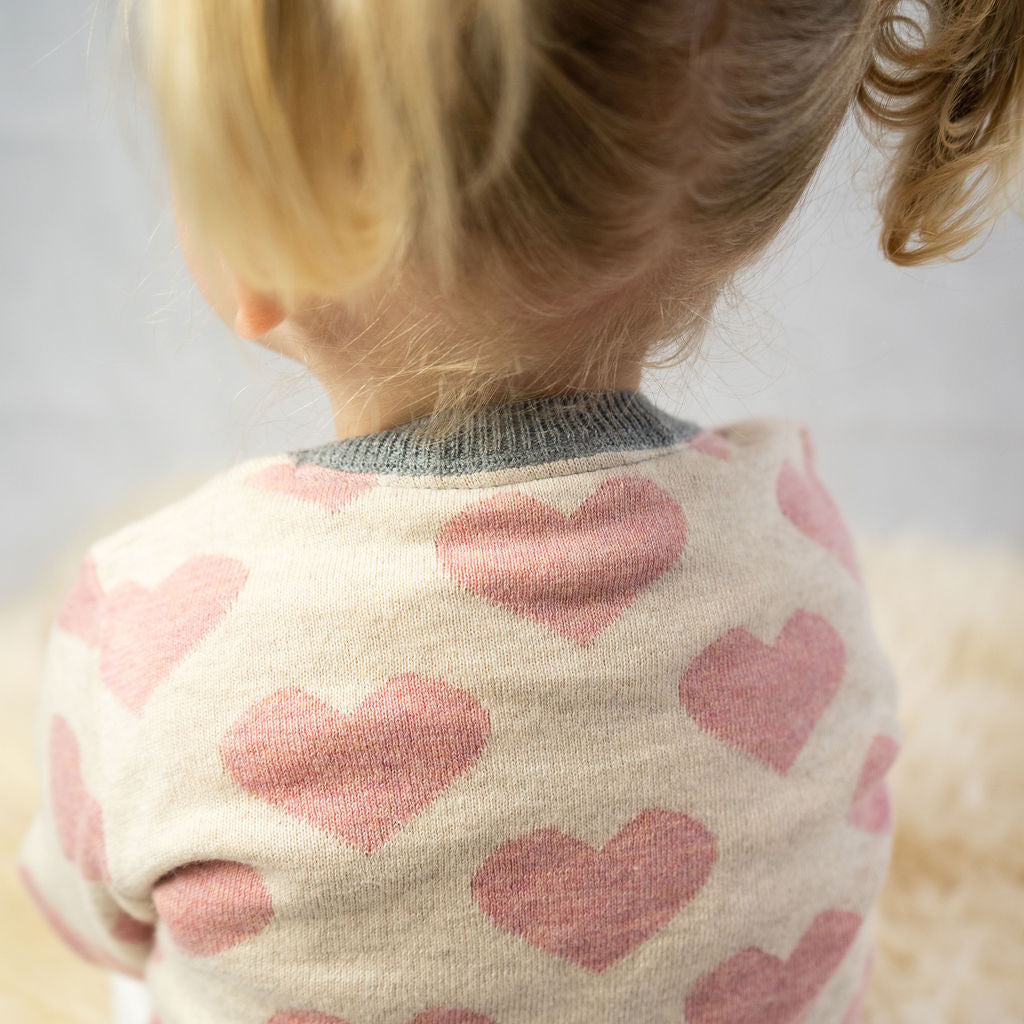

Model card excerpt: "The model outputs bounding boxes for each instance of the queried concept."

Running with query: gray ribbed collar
[292,388,700,477]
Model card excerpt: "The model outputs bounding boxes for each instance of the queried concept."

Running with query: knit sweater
[18,388,902,1024]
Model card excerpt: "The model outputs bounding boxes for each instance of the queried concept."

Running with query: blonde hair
[857,0,1024,263]
[127,0,1024,439]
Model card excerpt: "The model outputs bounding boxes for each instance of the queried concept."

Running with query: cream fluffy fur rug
[2,479,1022,1023]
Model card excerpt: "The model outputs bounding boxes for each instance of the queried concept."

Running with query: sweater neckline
[290,388,701,478]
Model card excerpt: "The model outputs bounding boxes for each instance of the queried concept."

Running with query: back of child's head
[128,0,1024,438]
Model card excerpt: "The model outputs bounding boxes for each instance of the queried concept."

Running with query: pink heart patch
[49,715,109,882]
[688,430,732,460]
[56,554,104,645]
[679,610,846,773]
[99,554,248,713]
[777,427,861,581]
[436,474,686,645]
[471,807,716,972]
[847,735,900,832]
[152,860,273,956]
[684,909,862,1024]
[221,674,491,854]
[248,462,378,512]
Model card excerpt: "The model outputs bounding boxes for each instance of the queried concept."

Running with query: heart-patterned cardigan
[18,388,901,1024]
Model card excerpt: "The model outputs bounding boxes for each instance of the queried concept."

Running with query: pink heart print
[777,427,861,581]
[679,610,846,774]
[248,462,378,511]
[152,860,273,956]
[268,1011,498,1024]
[56,554,104,644]
[684,908,862,1024]
[49,715,109,882]
[221,674,491,854]
[847,735,900,832]
[687,430,732,460]
[436,474,687,645]
[98,554,249,713]
[471,807,716,972]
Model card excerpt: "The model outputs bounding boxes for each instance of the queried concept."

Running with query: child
[18,1,1023,1022]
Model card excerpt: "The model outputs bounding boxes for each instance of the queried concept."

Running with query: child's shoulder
[682,414,824,471]
[82,452,299,579]
[703,413,812,448]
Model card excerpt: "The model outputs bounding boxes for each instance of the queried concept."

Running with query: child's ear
[231,274,287,339]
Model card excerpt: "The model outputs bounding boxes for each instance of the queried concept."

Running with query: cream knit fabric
[17,389,902,1024]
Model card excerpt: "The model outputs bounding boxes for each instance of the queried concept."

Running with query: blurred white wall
[3,2,1022,602]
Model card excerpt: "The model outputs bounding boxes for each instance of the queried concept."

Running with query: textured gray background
[3,2,1023,602]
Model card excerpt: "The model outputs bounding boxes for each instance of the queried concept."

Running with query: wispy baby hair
[126,0,1024,438]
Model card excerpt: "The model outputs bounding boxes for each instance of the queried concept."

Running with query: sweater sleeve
[16,552,154,979]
